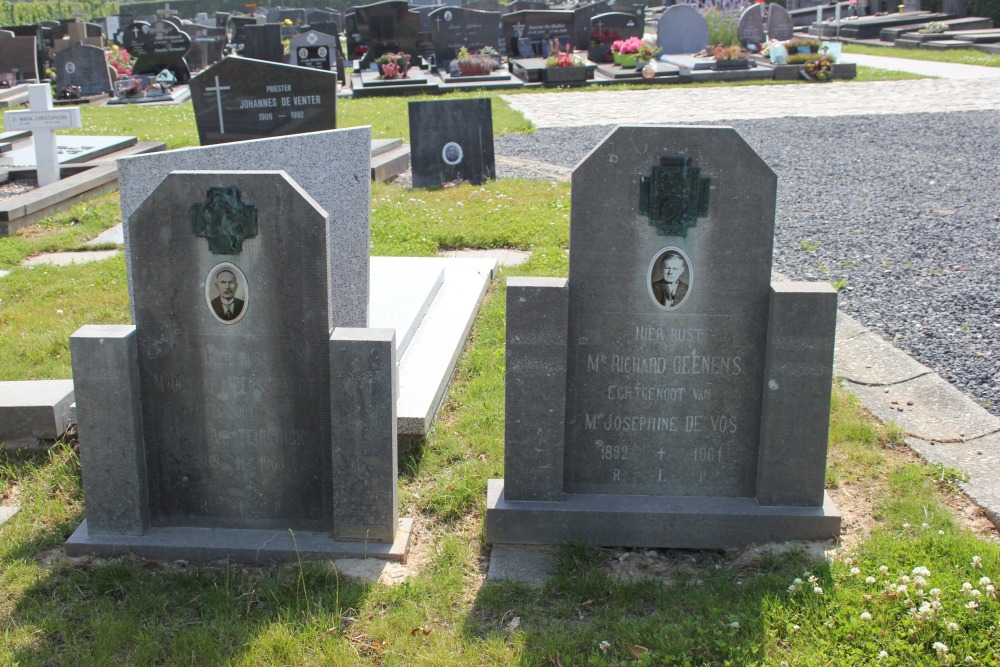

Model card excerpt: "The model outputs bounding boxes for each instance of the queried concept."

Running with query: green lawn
[0,89,998,666]
[844,43,1000,67]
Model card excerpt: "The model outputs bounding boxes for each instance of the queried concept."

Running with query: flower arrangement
[590,29,619,46]
[802,54,833,81]
[784,37,821,53]
[106,44,133,78]
[353,45,368,58]
[711,44,745,60]
[920,20,948,33]
[611,36,644,55]
[636,41,661,61]
[375,51,411,79]
[455,45,501,75]
[546,51,584,68]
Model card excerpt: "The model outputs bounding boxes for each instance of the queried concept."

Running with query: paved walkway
[502,55,1000,127]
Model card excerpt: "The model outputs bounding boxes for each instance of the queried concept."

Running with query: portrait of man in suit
[209,266,246,322]
[650,250,690,309]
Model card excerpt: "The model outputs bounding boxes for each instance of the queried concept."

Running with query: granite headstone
[656,4,710,55]
[766,3,795,41]
[409,98,495,188]
[502,10,575,58]
[121,20,192,81]
[290,30,337,70]
[68,163,409,561]
[428,7,502,66]
[242,23,283,63]
[345,0,426,68]
[486,125,841,549]
[571,1,612,51]
[55,42,113,95]
[738,3,766,49]
[589,11,643,61]
[189,56,337,145]
[0,34,38,82]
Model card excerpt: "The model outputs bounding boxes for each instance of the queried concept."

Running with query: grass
[844,43,1000,67]
[1,87,999,666]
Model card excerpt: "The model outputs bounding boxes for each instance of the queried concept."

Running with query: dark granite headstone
[307,9,338,24]
[738,3,766,48]
[0,34,38,82]
[68,157,410,561]
[190,56,337,145]
[509,0,549,10]
[589,11,643,61]
[56,42,112,95]
[766,3,795,41]
[571,1,613,51]
[486,126,841,549]
[466,0,503,11]
[345,0,429,68]
[215,12,231,29]
[656,4,710,55]
[409,98,495,188]
[502,10,575,58]
[290,30,337,70]
[121,20,192,81]
[429,7,502,66]
[242,23,283,63]
[226,15,259,54]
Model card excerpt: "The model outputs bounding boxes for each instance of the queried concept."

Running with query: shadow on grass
[463,542,830,665]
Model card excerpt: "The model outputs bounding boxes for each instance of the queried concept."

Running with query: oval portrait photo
[648,247,692,310]
[205,262,249,324]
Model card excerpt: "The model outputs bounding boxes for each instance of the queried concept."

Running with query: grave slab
[0,505,19,525]
[0,379,74,443]
[486,545,555,584]
[834,330,932,385]
[4,136,136,169]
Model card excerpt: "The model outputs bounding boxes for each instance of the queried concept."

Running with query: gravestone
[345,0,426,68]
[290,29,337,70]
[571,1,612,51]
[656,4,710,55]
[466,0,503,11]
[486,125,841,549]
[766,3,795,41]
[738,3,766,49]
[226,15,260,55]
[189,56,337,146]
[409,98,495,188]
[3,84,81,186]
[242,23,283,62]
[502,10,575,58]
[184,24,226,71]
[307,9,338,24]
[56,42,113,95]
[589,12,643,61]
[428,7,502,67]
[68,165,410,561]
[121,20,192,81]
[0,33,38,83]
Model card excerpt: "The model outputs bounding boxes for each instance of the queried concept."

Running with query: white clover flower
[939,530,945,535]
[972,556,983,569]
[844,557,853,565]
[930,588,943,598]
[793,578,804,585]
[922,522,929,529]
[878,650,889,659]
[897,584,909,594]
[913,567,932,577]
[860,611,872,621]
[867,576,877,585]
[599,640,610,652]
[728,621,740,629]
[971,589,982,599]
[914,576,928,589]
[947,622,960,632]
[903,523,911,528]
[791,624,800,632]
[814,586,824,595]
[850,567,861,576]
[966,600,978,610]
[966,657,975,664]
[933,642,949,657]
[963,582,974,592]
[901,575,912,584]
[986,585,996,597]
[880,565,890,575]
[979,577,991,587]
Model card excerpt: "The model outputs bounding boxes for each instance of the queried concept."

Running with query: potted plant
[635,40,661,68]
[919,20,948,33]
[375,51,411,79]
[588,28,618,63]
[544,49,586,86]
[711,44,750,70]
[455,45,501,75]
[611,36,644,68]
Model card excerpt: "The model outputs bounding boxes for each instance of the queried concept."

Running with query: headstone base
[486,480,840,549]
[66,517,414,562]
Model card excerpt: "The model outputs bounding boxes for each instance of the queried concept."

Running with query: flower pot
[617,53,637,68]
[543,65,587,86]
[459,63,493,76]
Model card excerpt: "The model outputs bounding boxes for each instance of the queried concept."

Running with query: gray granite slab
[369,259,442,358]
[834,330,932,385]
[117,127,371,331]
[845,375,1000,442]
[0,505,18,525]
[835,310,868,340]
[0,379,74,442]
[486,545,555,585]
[656,4,710,55]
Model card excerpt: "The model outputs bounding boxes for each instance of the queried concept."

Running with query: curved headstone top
[656,4,710,55]
[737,3,765,49]
[766,3,795,42]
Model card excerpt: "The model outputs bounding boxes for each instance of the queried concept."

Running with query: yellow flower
[112,44,119,51]
[283,18,292,25]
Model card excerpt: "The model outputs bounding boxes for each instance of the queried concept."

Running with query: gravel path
[494,111,1000,416]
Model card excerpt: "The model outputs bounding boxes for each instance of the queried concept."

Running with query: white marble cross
[205,76,230,134]
[3,84,81,187]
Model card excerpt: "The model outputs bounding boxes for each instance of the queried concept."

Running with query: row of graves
[57,116,841,562]
[348,0,856,96]
[800,1,998,52]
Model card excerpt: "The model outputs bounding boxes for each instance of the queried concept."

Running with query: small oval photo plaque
[205,262,250,324]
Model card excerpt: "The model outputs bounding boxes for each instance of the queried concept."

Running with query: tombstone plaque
[409,98,495,188]
[56,42,113,95]
[189,56,337,145]
[656,4,710,55]
[346,0,426,68]
[242,23,283,62]
[121,20,192,81]
[428,7,502,66]
[67,164,411,561]
[486,126,841,548]
[502,10,575,58]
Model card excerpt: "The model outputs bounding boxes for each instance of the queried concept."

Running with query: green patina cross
[639,156,711,238]
[190,186,259,255]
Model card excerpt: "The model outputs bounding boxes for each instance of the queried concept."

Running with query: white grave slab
[3,84,81,185]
